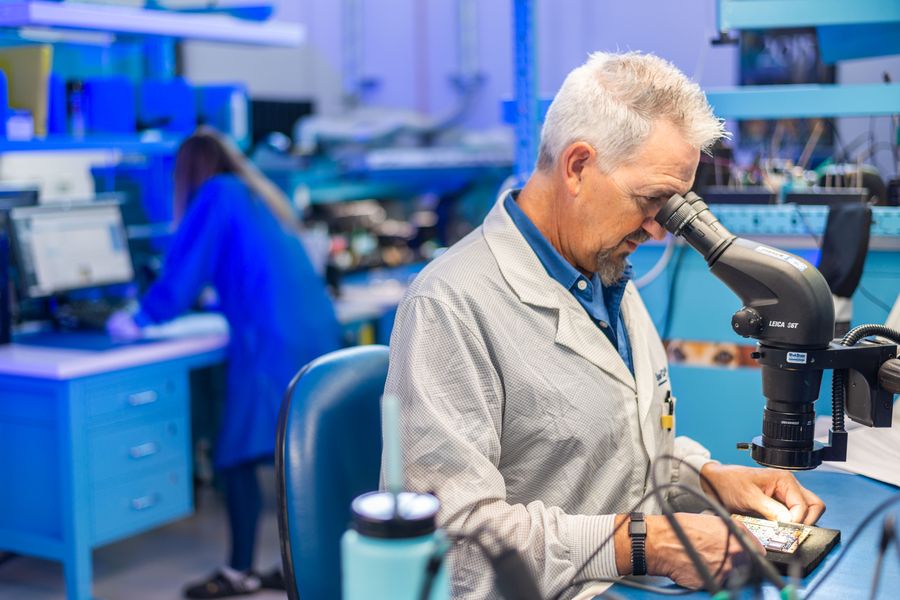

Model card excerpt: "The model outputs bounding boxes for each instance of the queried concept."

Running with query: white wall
[182,0,737,128]
[182,0,896,182]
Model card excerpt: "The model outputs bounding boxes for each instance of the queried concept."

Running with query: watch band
[628,512,647,576]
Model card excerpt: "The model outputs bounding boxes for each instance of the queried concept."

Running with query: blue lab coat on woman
[136,174,341,469]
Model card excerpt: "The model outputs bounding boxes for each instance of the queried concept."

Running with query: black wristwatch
[628,512,647,576]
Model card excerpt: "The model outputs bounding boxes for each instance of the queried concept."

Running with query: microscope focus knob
[878,358,900,394]
[732,307,764,338]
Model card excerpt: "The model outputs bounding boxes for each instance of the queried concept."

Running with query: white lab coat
[384,192,713,599]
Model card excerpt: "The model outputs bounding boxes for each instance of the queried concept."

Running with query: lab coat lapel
[622,284,659,456]
[482,193,636,390]
[554,302,636,390]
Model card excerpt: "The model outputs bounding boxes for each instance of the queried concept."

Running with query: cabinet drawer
[82,367,184,424]
[91,464,191,546]
[89,418,189,484]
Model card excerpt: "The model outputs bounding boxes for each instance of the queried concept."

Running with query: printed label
[786,352,808,364]
[655,367,669,387]
[755,246,808,272]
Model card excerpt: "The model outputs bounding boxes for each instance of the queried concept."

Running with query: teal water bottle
[341,490,450,600]
[342,394,450,599]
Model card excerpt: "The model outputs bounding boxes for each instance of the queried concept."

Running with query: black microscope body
[656,193,900,470]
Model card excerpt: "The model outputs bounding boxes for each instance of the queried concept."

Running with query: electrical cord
[561,576,693,595]
[650,456,786,590]
[439,454,796,600]
[550,456,785,600]
[651,482,720,593]
[858,286,895,314]
[419,523,509,600]
[448,529,545,600]
[634,234,676,290]
[548,480,781,600]
[832,325,900,433]
[869,514,896,600]
[417,541,450,600]
[661,243,688,340]
[791,204,895,316]
[804,492,900,598]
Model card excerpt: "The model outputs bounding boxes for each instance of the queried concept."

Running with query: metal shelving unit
[0,134,182,154]
[0,1,304,46]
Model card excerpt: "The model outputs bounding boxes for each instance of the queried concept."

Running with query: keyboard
[56,300,129,331]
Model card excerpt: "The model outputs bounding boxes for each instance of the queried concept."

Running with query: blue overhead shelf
[717,0,900,30]
[705,83,900,119]
[502,82,900,124]
[0,1,304,46]
[0,135,182,153]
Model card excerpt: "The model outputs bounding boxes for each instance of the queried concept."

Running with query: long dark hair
[173,127,296,228]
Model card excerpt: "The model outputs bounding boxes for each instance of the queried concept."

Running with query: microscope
[655,193,900,470]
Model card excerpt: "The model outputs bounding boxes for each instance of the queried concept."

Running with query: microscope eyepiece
[655,193,736,263]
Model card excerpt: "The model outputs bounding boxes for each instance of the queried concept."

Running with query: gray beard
[594,229,650,285]
[595,250,628,286]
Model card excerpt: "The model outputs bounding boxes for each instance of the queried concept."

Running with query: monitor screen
[0,185,39,211]
[700,186,777,205]
[9,203,134,298]
[785,188,868,206]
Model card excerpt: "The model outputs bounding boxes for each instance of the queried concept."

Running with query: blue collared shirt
[505,192,634,375]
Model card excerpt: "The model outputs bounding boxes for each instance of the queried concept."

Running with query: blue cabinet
[0,335,226,599]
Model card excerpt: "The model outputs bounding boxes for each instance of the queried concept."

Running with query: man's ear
[560,142,595,196]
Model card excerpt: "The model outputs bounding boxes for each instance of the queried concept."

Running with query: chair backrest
[275,344,390,600]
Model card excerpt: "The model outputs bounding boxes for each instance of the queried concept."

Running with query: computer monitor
[0,184,39,211]
[699,186,777,205]
[784,187,868,206]
[8,203,134,298]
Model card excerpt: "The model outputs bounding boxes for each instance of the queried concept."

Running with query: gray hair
[536,51,727,173]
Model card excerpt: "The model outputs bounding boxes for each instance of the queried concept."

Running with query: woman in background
[108,128,342,598]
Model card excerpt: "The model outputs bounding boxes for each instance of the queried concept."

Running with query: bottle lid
[351,491,440,539]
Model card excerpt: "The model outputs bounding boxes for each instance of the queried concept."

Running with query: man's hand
[646,513,764,589]
[700,463,825,525]
[615,513,764,589]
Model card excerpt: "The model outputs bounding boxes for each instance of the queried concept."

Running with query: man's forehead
[637,164,697,195]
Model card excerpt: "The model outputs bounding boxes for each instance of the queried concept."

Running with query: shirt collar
[503,191,633,294]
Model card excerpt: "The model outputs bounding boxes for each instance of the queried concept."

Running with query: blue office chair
[275,344,390,600]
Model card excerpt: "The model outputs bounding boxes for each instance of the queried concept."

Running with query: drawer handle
[129,442,159,459]
[127,390,159,406]
[130,494,159,511]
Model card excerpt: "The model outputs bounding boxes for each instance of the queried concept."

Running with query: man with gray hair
[383,51,824,598]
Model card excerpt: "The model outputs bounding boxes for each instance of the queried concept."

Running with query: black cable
[420,524,509,600]
[804,493,900,598]
[562,577,694,595]
[869,514,896,600]
[858,285,895,314]
[550,456,785,600]
[792,204,898,428]
[446,530,544,600]
[833,325,900,432]
[650,456,785,590]
[418,543,449,600]
[549,479,784,600]
[649,471,721,594]
[546,486,669,600]
[790,204,822,247]
[454,454,788,600]
[662,243,687,340]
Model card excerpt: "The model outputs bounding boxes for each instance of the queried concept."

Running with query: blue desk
[0,330,228,600]
[610,471,899,599]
